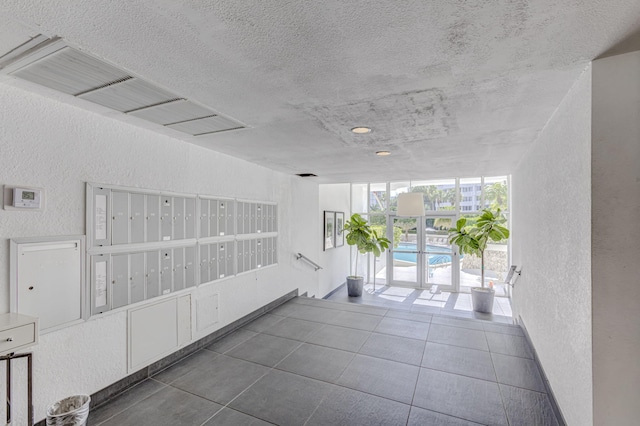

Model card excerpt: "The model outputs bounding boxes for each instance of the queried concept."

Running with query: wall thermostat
[12,187,43,209]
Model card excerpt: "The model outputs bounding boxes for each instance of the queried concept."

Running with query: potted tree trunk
[448,209,509,313]
[342,213,391,297]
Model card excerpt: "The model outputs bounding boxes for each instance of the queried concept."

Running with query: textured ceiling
[1,1,639,183]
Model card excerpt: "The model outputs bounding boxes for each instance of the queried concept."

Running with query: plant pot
[346,276,364,297]
[470,287,495,313]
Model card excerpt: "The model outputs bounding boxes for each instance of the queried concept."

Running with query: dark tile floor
[89,296,560,426]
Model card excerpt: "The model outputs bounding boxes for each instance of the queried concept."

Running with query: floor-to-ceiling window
[351,176,510,295]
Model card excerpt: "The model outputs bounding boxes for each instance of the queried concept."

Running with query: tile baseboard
[515,315,567,426]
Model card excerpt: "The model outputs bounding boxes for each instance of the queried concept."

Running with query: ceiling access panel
[127,99,215,125]
[78,78,180,112]
[10,46,131,95]
[166,115,244,136]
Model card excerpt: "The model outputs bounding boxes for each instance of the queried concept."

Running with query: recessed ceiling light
[351,126,372,134]
[376,151,391,156]
[296,173,317,177]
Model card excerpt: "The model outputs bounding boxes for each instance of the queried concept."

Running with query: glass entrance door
[389,215,458,291]
[390,217,419,286]
[423,216,457,291]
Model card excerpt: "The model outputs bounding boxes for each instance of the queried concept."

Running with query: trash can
[46,394,91,426]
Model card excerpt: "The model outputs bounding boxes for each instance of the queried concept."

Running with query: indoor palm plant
[343,213,391,297]
[448,209,509,312]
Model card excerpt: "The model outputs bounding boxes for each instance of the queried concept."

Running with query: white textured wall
[511,67,592,425]
[0,82,319,423]
[592,50,640,425]
[318,184,351,298]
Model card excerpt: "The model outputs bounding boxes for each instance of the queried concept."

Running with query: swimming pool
[393,243,457,265]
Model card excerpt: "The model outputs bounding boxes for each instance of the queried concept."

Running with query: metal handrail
[295,253,322,271]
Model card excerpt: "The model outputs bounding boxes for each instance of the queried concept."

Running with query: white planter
[470,287,495,313]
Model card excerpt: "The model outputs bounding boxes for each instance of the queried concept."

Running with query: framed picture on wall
[335,212,344,247]
[324,211,335,250]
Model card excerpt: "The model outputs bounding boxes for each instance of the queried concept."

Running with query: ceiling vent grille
[128,99,214,125]
[167,115,244,136]
[78,78,179,112]
[0,35,244,136]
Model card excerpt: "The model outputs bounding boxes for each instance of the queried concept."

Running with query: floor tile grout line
[409,339,429,410]
[205,330,258,355]
[495,374,513,426]
[426,339,490,353]
[409,405,487,425]
[418,365,504,386]
[301,381,344,426]
[496,381,557,396]
[91,379,169,426]
[193,334,306,426]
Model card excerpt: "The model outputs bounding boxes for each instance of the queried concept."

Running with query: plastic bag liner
[46,394,91,426]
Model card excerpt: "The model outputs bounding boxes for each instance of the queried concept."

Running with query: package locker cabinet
[265,238,272,266]
[145,251,161,299]
[173,198,186,240]
[146,195,161,243]
[209,199,220,237]
[236,242,245,274]
[272,237,277,264]
[236,202,244,235]
[128,193,144,243]
[130,252,146,304]
[270,205,277,232]
[226,201,235,236]
[249,240,258,269]
[173,248,185,291]
[185,198,196,239]
[218,200,226,236]
[274,237,278,263]
[200,199,210,238]
[244,203,251,235]
[112,254,129,309]
[262,205,268,233]
[112,191,129,245]
[225,241,235,276]
[242,240,251,272]
[273,206,278,232]
[254,239,261,268]
[209,243,219,280]
[185,246,196,288]
[249,203,257,234]
[256,204,263,233]
[200,244,210,284]
[161,197,173,241]
[91,254,110,315]
[161,249,173,295]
